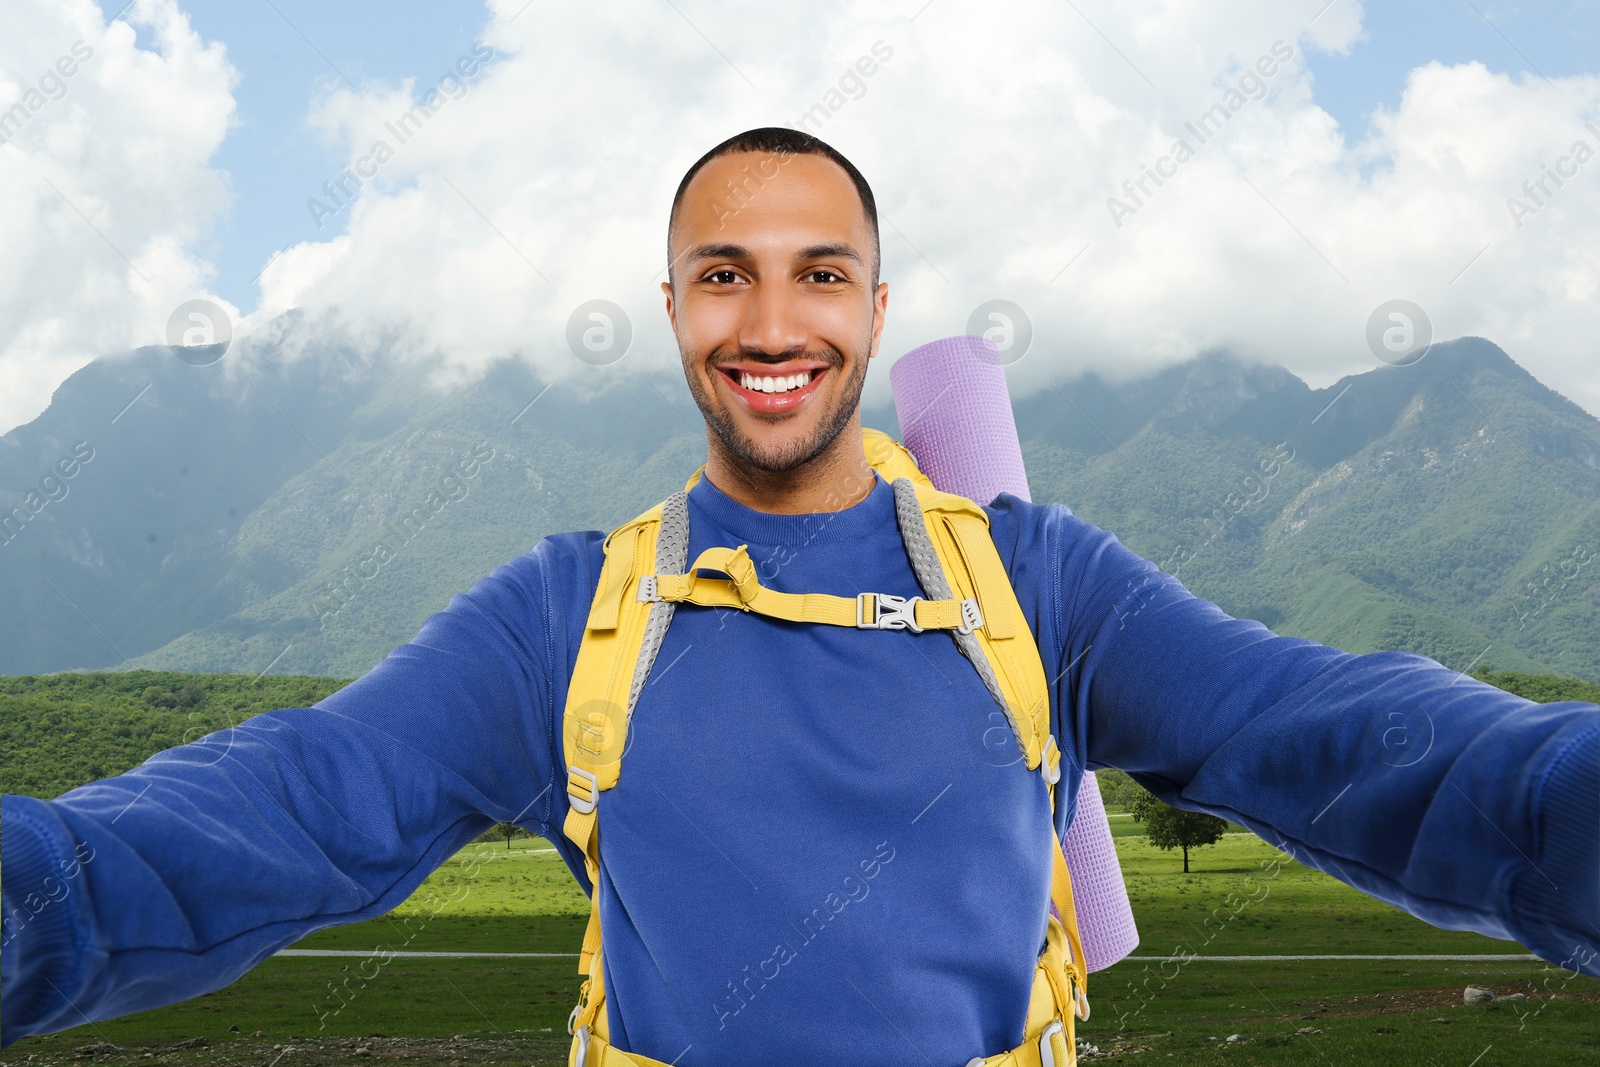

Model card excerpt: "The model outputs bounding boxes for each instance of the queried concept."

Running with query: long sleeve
[1,536,587,1046]
[1032,503,1599,977]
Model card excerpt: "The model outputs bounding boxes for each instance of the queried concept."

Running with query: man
[3,128,1597,1065]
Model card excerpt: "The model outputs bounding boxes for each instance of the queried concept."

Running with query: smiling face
[663,151,888,492]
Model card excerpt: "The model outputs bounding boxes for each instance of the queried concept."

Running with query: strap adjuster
[856,592,923,632]
[958,596,983,634]
[567,767,599,814]
[636,575,660,603]
[1038,1019,1064,1067]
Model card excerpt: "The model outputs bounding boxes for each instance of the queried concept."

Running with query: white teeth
[738,370,812,394]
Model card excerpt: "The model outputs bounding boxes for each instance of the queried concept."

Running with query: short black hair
[667,126,880,291]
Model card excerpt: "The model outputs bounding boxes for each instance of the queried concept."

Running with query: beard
[684,340,870,474]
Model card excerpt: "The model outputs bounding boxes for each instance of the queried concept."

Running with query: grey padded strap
[627,491,689,717]
[890,477,1024,755]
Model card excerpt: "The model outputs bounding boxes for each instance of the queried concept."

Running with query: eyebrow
[795,242,863,266]
[683,242,864,267]
[683,242,748,265]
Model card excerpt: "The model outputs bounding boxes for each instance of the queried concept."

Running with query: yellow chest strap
[640,541,985,632]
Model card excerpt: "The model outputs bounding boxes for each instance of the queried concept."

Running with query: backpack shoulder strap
[893,476,1087,1002]
[561,491,688,983]
[893,477,1055,778]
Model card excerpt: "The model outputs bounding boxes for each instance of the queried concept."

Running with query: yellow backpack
[561,428,1089,1067]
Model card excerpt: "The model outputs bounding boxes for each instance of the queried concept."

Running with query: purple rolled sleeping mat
[889,334,1140,973]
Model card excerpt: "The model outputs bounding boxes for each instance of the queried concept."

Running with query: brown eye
[808,269,844,283]
[704,269,742,284]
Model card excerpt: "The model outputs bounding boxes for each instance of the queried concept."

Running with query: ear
[661,279,675,333]
[868,281,889,359]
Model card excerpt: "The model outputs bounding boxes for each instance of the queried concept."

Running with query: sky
[1,0,1598,434]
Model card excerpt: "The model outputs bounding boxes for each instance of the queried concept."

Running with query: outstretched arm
[1,537,586,1045]
[1037,506,1599,976]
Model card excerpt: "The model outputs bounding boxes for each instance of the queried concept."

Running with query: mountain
[0,335,707,677]
[2,332,1596,681]
[1016,339,1600,678]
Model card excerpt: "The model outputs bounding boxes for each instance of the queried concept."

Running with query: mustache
[710,347,845,369]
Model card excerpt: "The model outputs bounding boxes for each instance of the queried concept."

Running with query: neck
[702,418,876,515]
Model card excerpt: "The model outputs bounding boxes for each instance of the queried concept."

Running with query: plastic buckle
[636,575,660,603]
[567,767,599,814]
[1041,736,1062,786]
[573,1024,590,1064]
[957,597,984,634]
[857,592,923,632]
[1038,1019,1064,1067]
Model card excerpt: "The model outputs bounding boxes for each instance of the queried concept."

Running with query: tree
[484,822,526,849]
[1090,768,1141,811]
[1129,787,1227,872]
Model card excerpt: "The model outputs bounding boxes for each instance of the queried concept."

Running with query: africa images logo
[1106,40,1295,228]
[165,299,233,366]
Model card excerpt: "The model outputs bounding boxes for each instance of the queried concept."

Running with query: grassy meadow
[3,829,1593,1066]
[4,671,1595,1063]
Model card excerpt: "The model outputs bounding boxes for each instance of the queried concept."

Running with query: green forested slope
[127,403,709,677]
[0,671,351,799]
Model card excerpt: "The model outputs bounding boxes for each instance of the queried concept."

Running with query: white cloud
[7,0,1600,431]
[249,0,1600,419]
[0,0,237,432]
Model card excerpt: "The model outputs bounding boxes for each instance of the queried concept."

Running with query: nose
[737,276,808,360]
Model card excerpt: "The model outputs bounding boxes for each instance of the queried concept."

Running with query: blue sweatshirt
[4,470,1597,1063]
